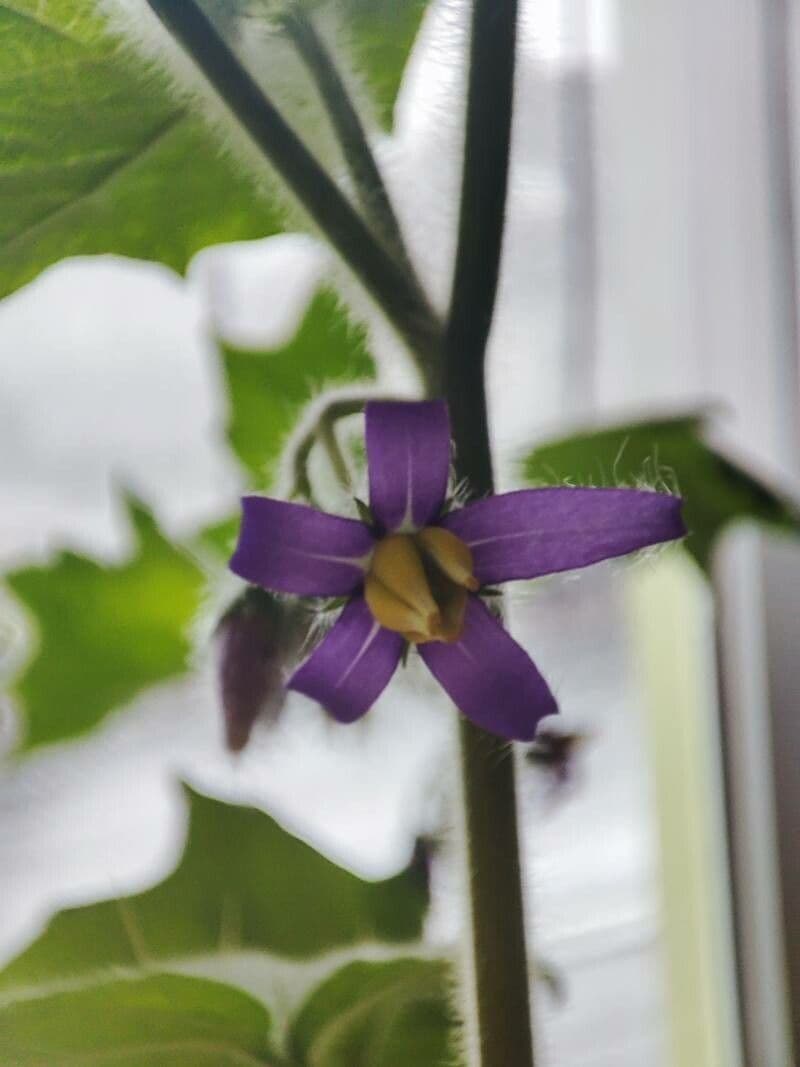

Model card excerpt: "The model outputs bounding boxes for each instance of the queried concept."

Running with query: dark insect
[526,727,589,789]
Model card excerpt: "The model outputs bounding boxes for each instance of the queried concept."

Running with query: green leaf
[290,958,458,1067]
[0,0,429,301]
[193,513,241,559]
[6,497,204,751]
[0,0,283,300]
[336,0,429,130]
[0,786,429,991]
[523,413,799,570]
[0,973,276,1066]
[223,286,374,485]
[225,0,428,132]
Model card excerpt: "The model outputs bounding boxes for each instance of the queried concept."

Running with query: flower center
[364,527,479,644]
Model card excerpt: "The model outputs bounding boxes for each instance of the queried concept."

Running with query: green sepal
[354,496,376,525]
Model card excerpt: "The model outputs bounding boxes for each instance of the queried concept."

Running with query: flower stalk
[316,408,352,492]
[279,4,414,271]
[288,394,385,500]
[443,0,536,1064]
[144,0,442,386]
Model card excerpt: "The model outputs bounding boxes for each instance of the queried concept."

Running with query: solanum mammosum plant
[2,2,799,1065]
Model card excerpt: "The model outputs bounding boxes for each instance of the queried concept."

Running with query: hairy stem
[458,721,534,1066]
[281,5,413,269]
[444,0,517,489]
[288,395,395,500]
[144,0,441,385]
[317,413,352,491]
[444,1,535,1065]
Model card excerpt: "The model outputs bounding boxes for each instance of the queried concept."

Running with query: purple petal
[419,597,556,741]
[366,400,450,532]
[231,496,374,596]
[289,596,403,723]
[442,487,685,585]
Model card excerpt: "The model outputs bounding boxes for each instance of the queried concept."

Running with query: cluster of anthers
[364,526,479,645]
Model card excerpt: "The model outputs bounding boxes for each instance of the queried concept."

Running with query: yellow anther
[416,527,479,591]
[366,535,441,638]
[364,528,478,645]
[371,534,440,614]
[365,575,440,638]
[433,585,468,643]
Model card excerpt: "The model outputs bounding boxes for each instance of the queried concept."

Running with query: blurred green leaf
[0,973,276,1066]
[6,498,204,751]
[0,0,429,301]
[290,958,458,1067]
[194,513,242,559]
[215,0,427,132]
[523,414,799,570]
[0,0,283,300]
[336,0,429,130]
[223,286,374,485]
[0,786,429,991]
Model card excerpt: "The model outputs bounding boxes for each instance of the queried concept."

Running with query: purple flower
[230,401,685,741]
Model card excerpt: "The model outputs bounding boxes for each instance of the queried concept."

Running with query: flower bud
[216,588,305,752]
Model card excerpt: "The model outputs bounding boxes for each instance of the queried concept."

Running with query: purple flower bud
[216,589,305,752]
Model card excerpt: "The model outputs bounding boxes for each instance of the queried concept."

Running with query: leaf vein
[0,109,187,252]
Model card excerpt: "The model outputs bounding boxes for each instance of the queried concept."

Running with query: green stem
[458,720,535,1066]
[443,1,534,1065]
[288,395,379,500]
[281,5,413,269]
[317,413,352,491]
[144,0,441,385]
[444,0,518,489]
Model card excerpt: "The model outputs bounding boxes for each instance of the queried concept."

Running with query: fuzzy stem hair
[144,0,442,386]
[443,0,536,1064]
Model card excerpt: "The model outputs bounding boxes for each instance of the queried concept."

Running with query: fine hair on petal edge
[294,596,337,662]
[517,436,684,499]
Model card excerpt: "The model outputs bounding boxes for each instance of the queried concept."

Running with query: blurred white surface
[0,259,239,565]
